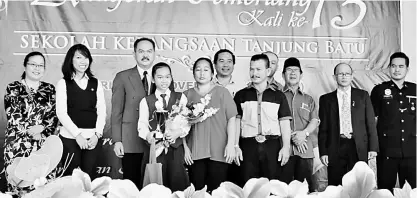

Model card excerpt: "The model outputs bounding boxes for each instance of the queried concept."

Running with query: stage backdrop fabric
[0,0,403,190]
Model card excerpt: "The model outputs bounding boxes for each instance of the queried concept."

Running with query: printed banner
[0,0,401,189]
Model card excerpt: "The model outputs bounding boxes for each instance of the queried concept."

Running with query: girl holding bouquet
[184,57,237,192]
[138,62,190,191]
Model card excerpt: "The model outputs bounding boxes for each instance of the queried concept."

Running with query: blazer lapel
[128,67,144,93]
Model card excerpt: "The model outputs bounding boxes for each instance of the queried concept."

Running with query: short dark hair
[250,54,270,68]
[134,37,156,52]
[152,62,172,78]
[22,51,45,79]
[213,49,235,65]
[389,52,409,67]
[193,57,214,74]
[334,63,353,75]
[61,44,94,81]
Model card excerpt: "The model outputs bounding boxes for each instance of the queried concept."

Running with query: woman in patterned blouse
[3,51,58,193]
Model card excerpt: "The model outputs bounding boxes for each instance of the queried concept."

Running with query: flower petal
[288,180,309,197]
[393,181,412,198]
[218,181,244,198]
[367,189,395,198]
[108,179,140,198]
[91,176,111,195]
[409,188,417,198]
[270,179,289,197]
[341,161,376,198]
[243,178,271,198]
[317,185,343,198]
[139,183,172,198]
[182,182,195,197]
[52,176,84,198]
[71,169,92,192]
[211,185,229,198]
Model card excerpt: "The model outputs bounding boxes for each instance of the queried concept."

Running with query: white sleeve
[56,79,81,137]
[138,98,150,140]
[95,79,106,136]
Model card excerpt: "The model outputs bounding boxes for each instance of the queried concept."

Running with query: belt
[243,135,280,143]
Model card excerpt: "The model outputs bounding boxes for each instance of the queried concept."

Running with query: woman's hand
[224,144,236,164]
[75,134,88,149]
[87,134,99,149]
[28,125,44,136]
[184,145,193,166]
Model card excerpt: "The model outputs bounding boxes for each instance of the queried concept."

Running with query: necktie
[160,94,167,110]
[341,92,353,138]
[142,71,149,95]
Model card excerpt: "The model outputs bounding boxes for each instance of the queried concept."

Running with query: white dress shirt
[138,89,188,140]
[337,86,353,135]
[56,75,106,139]
[137,65,152,94]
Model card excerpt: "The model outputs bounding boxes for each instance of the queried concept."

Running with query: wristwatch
[304,130,310,137]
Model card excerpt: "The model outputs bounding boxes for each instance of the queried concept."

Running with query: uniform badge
[383,89,393,99]
[91,88,95,91]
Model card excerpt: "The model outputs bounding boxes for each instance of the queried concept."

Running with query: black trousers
[280,155,314,192]
[240,138,282,185]
[328,137,359,186]
[377,155,416,191]
[123,153,144,189]
[188,158,229,192]
[60,135,101,179]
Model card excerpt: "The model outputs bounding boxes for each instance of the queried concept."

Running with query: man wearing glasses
[318,63,379,185]
[370,52,416,191]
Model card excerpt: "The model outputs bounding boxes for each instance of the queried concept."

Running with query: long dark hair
[22,51,46,79]
[61,44,94,80]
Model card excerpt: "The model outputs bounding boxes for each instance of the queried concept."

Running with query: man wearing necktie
[318,63,379,185]
[111,37,174,188]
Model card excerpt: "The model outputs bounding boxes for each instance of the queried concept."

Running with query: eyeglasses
[285,68,301,73]
[27,62,45,69]
[336,73,352,77]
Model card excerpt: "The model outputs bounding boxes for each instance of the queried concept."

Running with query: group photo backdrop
[0,0,416,191]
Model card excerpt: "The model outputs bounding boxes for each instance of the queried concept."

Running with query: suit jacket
[318,87,379,162]
[111,66,174,153]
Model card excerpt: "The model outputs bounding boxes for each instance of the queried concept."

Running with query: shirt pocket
[298,106,310,121]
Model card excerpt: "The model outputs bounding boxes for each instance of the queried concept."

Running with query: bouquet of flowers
[154,94,219,157]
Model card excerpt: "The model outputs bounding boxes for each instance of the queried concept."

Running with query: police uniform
[370,80,416,190]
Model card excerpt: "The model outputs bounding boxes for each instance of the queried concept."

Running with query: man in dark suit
[111,38,173,188]
[318,63,379,185]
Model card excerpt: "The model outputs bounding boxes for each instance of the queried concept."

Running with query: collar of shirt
[247,81,276,92]
[155,89,171,100]
[136,65,152,80]
[213,75,235,86]
[389,80,409,89]
[283,85,304,95]
[337,86,352,98]
[71,73,89,81]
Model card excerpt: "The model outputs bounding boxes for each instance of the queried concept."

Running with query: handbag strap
[149,140,157,163]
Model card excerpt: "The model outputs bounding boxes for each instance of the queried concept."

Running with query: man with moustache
[279,58,319,192]
[318,63,379,185]
[111,37,173,188]
[234,54,292,184]
[370,52,416,191]
[263,51,284,91]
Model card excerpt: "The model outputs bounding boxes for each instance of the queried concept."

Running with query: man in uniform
[370,52,416,191]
